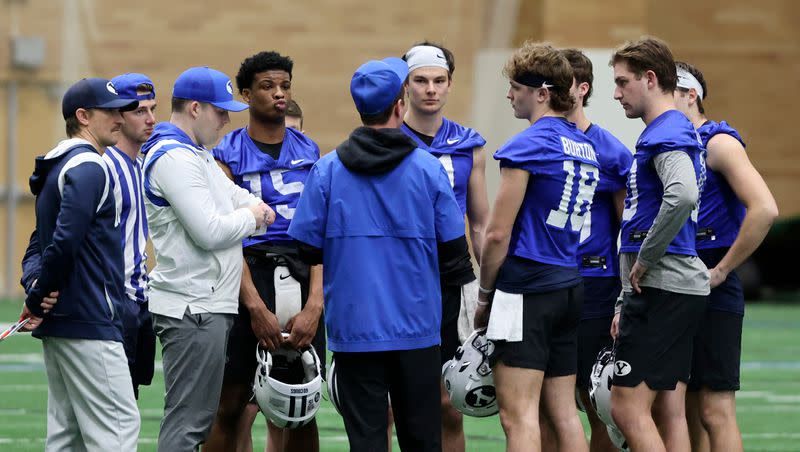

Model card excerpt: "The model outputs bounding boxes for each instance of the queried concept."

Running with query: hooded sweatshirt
[288,127,469,352]
[141,122,260,319]
[24,138,125,342]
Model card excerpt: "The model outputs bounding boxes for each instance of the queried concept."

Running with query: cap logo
[226,80,233,95]
[106,81,118,95]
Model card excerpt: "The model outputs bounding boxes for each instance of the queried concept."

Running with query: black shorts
[688,309,743,392]
[490,284,583,376]
[613,288,706,390]
[576,316,614,390]
[224,251,326,385]
[440,284,461,366]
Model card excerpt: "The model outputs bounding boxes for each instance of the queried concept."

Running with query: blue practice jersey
[103,147,149,304]
[695,120,746,250]
[401,118,486,215]
[620,110,706,256]
[578,124,632,279]
[288,149,465,353]
[212,127,320,245]
[493,117,600,292]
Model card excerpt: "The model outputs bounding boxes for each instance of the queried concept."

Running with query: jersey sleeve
[288,163,329,248]
[211,132,241,174]
[493,132,555,174]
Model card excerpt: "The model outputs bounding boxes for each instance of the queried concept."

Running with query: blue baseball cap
[172,66,248,112]
[61,77,139,119]
[350,57,409,115]
[111,73,156,101]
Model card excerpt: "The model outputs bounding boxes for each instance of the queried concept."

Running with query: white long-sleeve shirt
[144,142,259,319]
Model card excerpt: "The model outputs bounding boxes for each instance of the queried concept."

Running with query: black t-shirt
[253,139,283,161]
[403,122,435,147]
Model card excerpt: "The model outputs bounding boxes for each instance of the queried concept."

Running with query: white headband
[404,45,450,73]
[676,67,704,100]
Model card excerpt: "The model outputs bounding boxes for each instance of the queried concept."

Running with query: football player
[674,60,777,452]
[400,41,489,452]
[609,37,709,452]
[474,42,599,452]
[205,51,324,452]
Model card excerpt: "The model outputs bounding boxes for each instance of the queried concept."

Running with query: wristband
[478,285,494,294]
[476,299,491,306]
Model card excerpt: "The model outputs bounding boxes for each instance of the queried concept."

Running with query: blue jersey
[493,117,599,293]
[494,117,600,267]
[401,118,486,215]
[578,124,633,278]
[212,127,320,246]
[695,120,746,250]
[103,147,149,304]
[620,110,706,256]
[288,149,465,353]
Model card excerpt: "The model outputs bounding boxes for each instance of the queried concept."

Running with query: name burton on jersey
[560,136,598,163]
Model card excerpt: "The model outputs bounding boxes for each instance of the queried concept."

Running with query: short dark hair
[236,51,294,93]
[360,87,405,126]
[286,99,303,118]
[675,60,707,114]
[610,36,677,93]
[65,115,81,137]
[171,97,192,113]
[403,40,455,79]
[560,48,593,107]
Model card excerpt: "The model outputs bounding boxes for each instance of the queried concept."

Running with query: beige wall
[0,0,488,294]
[1,0,797,294]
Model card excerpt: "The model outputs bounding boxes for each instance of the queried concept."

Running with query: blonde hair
[503,41,575,112]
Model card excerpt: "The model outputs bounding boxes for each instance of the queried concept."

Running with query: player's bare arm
[475,167,529,328]
[705,133,778,287]
[467,147,490,263]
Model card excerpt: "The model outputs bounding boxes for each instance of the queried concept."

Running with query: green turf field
[1,301,799,451]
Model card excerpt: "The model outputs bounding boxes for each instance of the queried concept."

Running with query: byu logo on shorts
[614,360,632,377]
[226,80,233,94]
[106,81,117,95]
[465,385,496,408]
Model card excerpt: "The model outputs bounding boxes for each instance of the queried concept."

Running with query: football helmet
[442,329,499,417]
[253,335,323,429]
[607,425,630,451]
[325,357,343,416]
[589,346,630,450]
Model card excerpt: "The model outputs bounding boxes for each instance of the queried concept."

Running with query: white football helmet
[589,346,630,451]
[607,425,630,452]
[253,335,323,429]
[325,357,343,415]
[442,329,499,417]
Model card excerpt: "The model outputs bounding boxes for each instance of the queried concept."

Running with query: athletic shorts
[576,316,614,390]
[688,309,743,391]
[613,288,706,390]
[490,283,583,376]
[224,252,326,385]
[440,283,461,366]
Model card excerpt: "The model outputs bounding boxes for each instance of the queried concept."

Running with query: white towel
[273,265,303,328]
[458,280,479,343]
[486,289,524,342]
